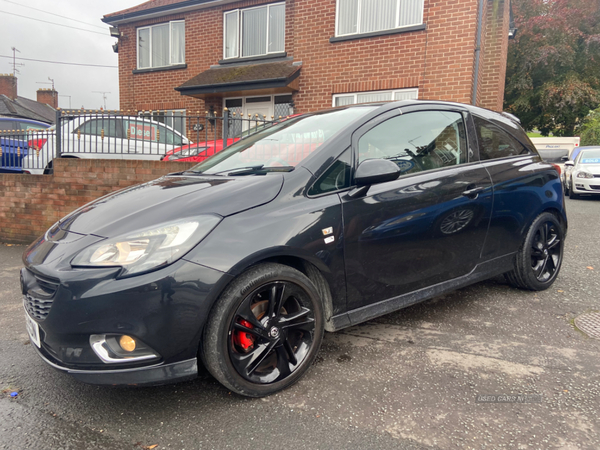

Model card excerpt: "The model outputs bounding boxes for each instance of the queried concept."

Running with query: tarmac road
[1,196,599,450]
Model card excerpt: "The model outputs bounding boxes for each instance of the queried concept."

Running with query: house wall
[0,159,194,245]
[479,0,510,111]
[113,0,507,115]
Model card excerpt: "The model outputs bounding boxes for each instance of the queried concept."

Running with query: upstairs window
[137,21,185,69]
[333,88,418,106]
[336,0,424,36]
[224,3,285,59]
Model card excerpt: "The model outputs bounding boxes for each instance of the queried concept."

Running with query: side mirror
[561,156,568,162]
[355,159,401,187]
[564,160,574,167]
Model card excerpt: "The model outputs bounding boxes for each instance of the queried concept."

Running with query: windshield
[579,150,600,164]
[189,106,377,174]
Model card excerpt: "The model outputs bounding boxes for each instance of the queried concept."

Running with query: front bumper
[572,177,600,194]
[22,255,233,385]
[32,342,198,386]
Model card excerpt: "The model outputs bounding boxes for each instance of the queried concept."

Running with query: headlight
[576,171,594,179]
[169,146,207,160]
[71,215,221,276]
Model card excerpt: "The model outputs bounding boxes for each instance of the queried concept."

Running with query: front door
[243,97,273,130]
[341,107,493,311]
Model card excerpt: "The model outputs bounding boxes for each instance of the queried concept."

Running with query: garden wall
[0,159,195,245]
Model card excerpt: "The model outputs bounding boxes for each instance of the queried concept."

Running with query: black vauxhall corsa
[22,100,567,397]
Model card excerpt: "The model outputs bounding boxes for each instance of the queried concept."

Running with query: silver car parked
[563,147,600,199]
[22,115,190,174]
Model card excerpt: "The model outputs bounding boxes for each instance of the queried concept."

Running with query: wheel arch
[220,251,337,332]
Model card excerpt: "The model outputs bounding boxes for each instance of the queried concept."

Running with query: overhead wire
[0,0,107,30]
[0,55,117,68]
[0,10,109,36]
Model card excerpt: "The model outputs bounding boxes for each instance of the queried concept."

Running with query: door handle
[462,186,485,199]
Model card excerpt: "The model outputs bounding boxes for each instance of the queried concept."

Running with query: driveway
[1,197,599,449]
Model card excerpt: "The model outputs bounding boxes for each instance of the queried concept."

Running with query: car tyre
[563,180,569,196]
[505,212,564,291]
[201,263,324,397]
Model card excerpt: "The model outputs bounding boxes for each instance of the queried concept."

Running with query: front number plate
[25,312,41,348]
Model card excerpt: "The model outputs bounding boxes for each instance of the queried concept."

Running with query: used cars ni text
[22,101,567,397]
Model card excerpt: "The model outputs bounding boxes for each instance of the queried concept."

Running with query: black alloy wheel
[505,212,564,291]
[228,281,316,384]
[202,263,324,397]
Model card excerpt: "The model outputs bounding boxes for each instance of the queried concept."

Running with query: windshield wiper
[209,165,296,176]
[210,165,265,175]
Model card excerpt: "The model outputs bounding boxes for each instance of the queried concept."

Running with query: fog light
[89,334,160,364]
[119,335,136,352]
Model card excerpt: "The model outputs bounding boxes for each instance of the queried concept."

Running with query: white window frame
[332,88,419,106]
[223,2,286,60]
[137,20,185,69]
[335,0,424,37]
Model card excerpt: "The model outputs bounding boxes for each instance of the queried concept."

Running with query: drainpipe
[472,0,486,105]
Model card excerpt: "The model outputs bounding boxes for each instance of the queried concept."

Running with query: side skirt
[327,253,515,332]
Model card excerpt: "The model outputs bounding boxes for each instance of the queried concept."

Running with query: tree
[504,0,600,136]
[579,107,600,145]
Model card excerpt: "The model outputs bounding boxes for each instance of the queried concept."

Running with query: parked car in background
[530,136,580,163]
[562,146,600,199]
[162,118,289,163]
[0,118,51,172]
[22,101,566,397]
[21,115,190,174]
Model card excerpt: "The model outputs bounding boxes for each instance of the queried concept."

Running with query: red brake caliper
[234,319,255,352]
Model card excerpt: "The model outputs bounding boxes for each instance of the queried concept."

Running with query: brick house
[103,0,512,136]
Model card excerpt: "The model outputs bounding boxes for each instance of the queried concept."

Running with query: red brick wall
[479,0,510,111]
[113,0,508,114]
[0,159,194,245]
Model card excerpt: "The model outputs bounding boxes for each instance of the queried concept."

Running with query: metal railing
[2,108,284,174]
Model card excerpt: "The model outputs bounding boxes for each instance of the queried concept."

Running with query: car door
[341,106,493,311]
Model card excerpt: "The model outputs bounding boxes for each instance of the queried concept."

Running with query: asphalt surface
[1,196,599,450]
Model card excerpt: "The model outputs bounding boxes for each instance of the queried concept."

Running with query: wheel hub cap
[269,326,280,339]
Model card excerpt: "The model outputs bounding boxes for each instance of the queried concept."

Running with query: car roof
[0,117,50,126]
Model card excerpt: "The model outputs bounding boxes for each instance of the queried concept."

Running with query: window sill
[329,24,426,43]
[218,53,288,66]
[132,64,187,74]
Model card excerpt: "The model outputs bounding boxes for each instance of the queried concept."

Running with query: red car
[162,117,299,163]
[162,137,239,163]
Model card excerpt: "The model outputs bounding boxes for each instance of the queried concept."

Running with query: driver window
[358,111,468,176]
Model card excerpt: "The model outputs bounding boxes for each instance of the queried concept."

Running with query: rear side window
[0,120,15,131]
[18,121,48,131]
[473,116,530,160]
[358,110,468,175]
[75,119,122,138]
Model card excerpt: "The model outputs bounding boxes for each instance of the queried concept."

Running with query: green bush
[579,108,600,146]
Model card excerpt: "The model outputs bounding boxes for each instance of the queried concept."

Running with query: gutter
[102,0,239,25]
[472,0,486,105]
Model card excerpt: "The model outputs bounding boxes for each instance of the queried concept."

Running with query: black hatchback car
[22,101,566,397]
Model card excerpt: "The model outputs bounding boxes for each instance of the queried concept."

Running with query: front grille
[593,174,600,178]
[23,274,59,321]
[589,185,600,190]
[24,294,54,320]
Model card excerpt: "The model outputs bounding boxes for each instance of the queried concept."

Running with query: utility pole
[10,47,24,75]
[93,91,111,110]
